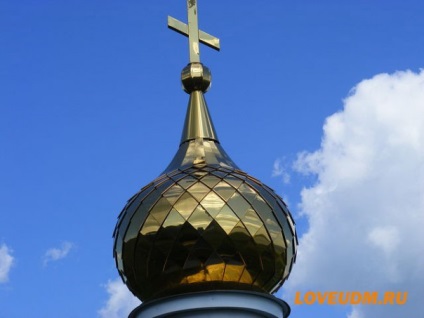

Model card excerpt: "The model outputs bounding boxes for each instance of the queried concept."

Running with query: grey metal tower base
[129,290,291,318]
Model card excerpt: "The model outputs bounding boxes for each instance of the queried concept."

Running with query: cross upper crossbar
[168,0,220,63]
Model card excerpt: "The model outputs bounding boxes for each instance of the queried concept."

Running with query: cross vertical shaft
[187,0,200,63]
[168,0,220,64]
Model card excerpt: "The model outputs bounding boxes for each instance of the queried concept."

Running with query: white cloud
[43,241,74,266]
[0,243,14,283]
[347,308,364,318]
[367,225,400,256]
[98,278,140,318]
[285,70,424,317]
[272,158,291,184]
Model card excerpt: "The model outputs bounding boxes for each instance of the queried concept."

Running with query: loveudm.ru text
[294,291,408,305]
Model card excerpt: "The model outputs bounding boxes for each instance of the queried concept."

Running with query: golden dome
[113,64,297,302]
[114,1,297,303]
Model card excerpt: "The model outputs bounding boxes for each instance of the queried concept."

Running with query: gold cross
[168,0,220,63]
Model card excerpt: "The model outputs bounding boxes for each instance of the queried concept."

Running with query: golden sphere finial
[181,63,212,93]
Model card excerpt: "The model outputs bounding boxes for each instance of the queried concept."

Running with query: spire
[168,1,221,144]
[179,64,218,144]
[164,64,237,172]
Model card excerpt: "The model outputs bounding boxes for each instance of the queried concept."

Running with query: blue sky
[1,1,423,317]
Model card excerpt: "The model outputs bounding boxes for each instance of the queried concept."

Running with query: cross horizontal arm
[168,16,220,51]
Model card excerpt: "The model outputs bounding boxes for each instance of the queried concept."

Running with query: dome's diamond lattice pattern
[114,164,297,301]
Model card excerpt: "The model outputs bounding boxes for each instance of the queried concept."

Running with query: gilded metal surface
[178,90,217,144]
[114,161,297,301]
[181,63,211,93]
[113,86,298,300]
[113,0,297,303]
[168,0,220,63]
[168,16,220,52]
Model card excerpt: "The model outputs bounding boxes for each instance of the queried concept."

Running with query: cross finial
[168,0,220,63]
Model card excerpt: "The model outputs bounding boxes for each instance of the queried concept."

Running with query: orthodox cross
[168,0,220,63]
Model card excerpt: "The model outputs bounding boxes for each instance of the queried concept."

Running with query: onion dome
[113,62,297,302]
[113,1,297,303]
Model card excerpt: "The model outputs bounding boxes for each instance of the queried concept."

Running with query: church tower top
[113,1,297,309]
